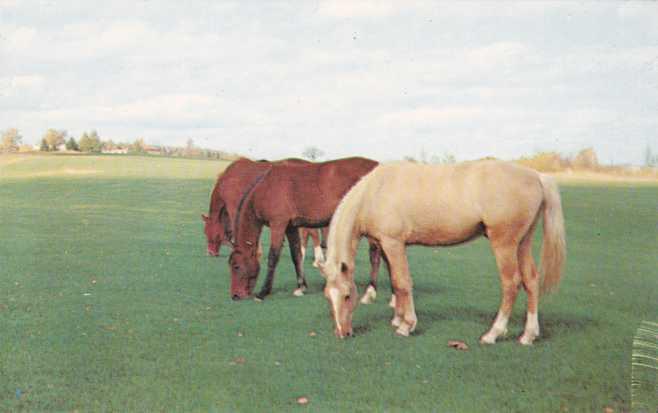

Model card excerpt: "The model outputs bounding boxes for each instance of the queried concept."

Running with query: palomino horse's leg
[518,224,541,345]
[360,242,381,304]
[285,226,308,297]
[380,238,417,336]
[309,229,325,268]
[255,226,286,300]
[480,243,522,344]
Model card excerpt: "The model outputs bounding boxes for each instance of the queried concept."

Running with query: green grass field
[1,154,656,412]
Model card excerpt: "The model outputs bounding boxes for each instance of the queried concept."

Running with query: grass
[1,154,656,412]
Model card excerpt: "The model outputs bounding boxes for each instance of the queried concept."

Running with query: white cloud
[318,1,399,18]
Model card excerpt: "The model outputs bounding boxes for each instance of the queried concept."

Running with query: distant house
[144,145,162,155]
[102,147,129,154]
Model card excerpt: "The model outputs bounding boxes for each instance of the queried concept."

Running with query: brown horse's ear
[341,262,349,274]
[201,214,209,222]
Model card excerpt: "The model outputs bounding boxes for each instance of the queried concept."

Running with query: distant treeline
[0,128,241,161]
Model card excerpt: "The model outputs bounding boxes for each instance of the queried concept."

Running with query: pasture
[1,154,656,412]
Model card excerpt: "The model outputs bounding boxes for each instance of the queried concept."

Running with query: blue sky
[1,1,657,164]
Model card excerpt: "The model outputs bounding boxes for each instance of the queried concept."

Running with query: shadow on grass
[352,305,598,340]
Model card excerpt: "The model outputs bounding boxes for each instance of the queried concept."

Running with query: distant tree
[65,137,79,151]
[403,156,417,163]
[43,129,67,151]
[79,131,102,153]
[573,147,599,169]
[40,138,49,152]
[130,138,146,154]
[1,128,22,152]
[302,146,324,161]
[430,153,456,164]
[644,145,657,167]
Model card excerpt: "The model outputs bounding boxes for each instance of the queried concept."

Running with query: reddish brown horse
[202,158,308,257]
[229,157,381,300]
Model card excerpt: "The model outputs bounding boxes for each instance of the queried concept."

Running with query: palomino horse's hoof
[391,316,402,328]
[517,335,537,346]
[395,324,412,337]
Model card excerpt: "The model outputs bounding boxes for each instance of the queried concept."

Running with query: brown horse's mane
[232,165,273,244]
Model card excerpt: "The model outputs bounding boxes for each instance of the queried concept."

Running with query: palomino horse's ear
[341,262,349,274]
[201,214,209,222]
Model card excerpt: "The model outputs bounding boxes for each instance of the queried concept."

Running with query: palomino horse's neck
[325,176,368,276]
[233,166,272,248]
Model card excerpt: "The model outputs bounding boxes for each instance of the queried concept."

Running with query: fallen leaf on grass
[229,356,246,366]
[447,340,469,351]
[296,396,309,405]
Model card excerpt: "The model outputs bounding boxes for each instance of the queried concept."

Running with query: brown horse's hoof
[293,288,305,297]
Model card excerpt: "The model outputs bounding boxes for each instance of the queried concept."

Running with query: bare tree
[302,146,324,161]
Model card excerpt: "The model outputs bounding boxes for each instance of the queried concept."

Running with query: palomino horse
[229,157,383,300]
[320,160,566,345]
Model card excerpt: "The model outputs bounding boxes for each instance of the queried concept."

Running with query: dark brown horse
[202,158,308,256]
[229,157,382,300]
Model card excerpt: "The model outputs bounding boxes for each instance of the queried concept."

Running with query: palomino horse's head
[202,213,224,256]
[320,260,358,338]
[228,246,260,300]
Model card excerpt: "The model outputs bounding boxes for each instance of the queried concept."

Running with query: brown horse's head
[228,247,260,299]
[320,260,358,338]
[202,213,225,256]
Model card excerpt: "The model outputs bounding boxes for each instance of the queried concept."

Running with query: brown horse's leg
[518,223,540,345]
[255,225,286,300]
[320,226,328,250]
[299,228,308,265]
[380,238,417,336]
[360,241,381,304]
[480,242,522,344]
[309,229,325,267]
[286,226,308,297]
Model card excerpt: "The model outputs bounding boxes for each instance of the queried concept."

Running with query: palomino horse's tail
[539,175,566,294]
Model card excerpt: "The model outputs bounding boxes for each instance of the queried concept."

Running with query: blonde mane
[324,169,377,277]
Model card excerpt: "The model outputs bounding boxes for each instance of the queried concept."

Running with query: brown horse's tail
[539,175,566,295]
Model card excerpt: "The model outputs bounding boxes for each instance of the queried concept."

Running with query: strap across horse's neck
[233,166,273,246]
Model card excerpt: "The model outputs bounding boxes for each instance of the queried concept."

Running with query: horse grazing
[320,160,566,345]
[202,158,308,257]
[229,157,383,300]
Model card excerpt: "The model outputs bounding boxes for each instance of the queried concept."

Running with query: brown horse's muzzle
[207,246,219,256]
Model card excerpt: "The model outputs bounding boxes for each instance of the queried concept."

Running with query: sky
[1,1,657,164]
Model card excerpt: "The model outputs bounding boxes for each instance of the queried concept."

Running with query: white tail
[539,175,566,294]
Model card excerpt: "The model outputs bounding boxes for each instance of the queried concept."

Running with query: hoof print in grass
[447,340,469,351]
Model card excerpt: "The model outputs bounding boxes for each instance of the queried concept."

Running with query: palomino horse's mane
[324,168,376,277]
[232,165,274,245]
